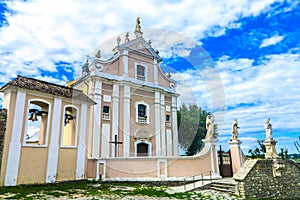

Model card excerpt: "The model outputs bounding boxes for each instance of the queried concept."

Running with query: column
[171,96,178,156]
[5,90,26,186]
[123,85,130,157]
[154,91,161,156]
[46,97,62,183]
[92,80,102,158]
[160,93,166,156]
[111,84,119,157]
[76,103,88,179]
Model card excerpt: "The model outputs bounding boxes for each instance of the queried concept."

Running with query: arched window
[61,106,78,147]
[135,101,150,124]
[134,140,152,157]
[25,99,50,146]
[137,143,149,156]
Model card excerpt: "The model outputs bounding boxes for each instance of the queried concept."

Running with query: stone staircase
[208,182,236,194]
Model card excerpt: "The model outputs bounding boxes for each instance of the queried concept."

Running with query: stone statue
[264,118,273,140]
[125,32,130,43]
[231,119,240,140]
[135,17,141,32]
[116,36,121,45]
[205,114,215,139]
[95,50,101,58]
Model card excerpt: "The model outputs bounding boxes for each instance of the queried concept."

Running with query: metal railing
[138,116,147,123]
[183,170,213,191]
[102,113,110,120]
[137,75,145,81]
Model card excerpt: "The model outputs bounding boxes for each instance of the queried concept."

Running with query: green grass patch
[0,180,210,199]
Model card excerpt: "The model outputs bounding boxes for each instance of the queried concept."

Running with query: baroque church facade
[71,19,179,159]
[0,19,220,186]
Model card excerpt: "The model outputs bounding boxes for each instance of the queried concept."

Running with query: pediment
[119,37,161,59]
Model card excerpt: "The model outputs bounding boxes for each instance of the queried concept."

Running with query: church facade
[71,22,179,159]
[0,19,220,186]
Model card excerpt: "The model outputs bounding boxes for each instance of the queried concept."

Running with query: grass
[0,180,211,199]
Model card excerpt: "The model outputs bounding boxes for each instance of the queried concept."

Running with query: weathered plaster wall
[234,159,300,199]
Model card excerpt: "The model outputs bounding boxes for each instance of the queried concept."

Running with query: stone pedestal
[229,139,244,174]
[202,138,221,178]
[264,139,279,159]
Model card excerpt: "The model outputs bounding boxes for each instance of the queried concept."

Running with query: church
[0,18,220,186]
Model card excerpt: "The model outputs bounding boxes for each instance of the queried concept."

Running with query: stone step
[209,182,236,194]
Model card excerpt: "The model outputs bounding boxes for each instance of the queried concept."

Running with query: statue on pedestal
[205,114,215,139]
[231,119,240,140]
[264,118,273,140]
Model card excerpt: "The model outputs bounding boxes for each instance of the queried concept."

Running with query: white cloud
[0,0,283,85]
[259,35,285,48]
[173,52,300,153]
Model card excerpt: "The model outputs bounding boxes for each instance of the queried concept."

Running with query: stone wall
[0,109,7,174]
[234,159,300,199]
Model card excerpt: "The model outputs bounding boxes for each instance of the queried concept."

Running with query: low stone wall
[234,159,300,199]
[0,109,7,174]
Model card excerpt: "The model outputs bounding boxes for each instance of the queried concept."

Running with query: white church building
[0,18,220,186]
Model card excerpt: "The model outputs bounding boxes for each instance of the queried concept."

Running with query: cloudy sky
[0,0,299,154]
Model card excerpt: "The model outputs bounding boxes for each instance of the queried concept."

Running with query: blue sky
[0,0,299,154]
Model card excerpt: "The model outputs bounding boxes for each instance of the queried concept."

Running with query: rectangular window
[137,65,145,81]
[103,106,110,120]
[138,104,147,123]
[165,115,171,127]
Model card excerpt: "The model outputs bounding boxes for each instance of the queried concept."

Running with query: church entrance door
[137,143,148,156]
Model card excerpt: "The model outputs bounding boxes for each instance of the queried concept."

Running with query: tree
[294,137,300,153]
[248,139,266,159]
[279,147,289,160]
[177,104,209,156]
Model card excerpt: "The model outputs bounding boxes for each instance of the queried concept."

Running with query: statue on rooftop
[231,119,240,140]
[116,36,121,45]
[125,32,130,43]
[95,50,101,59]
[265,118,273,140]
[135,17,141,32]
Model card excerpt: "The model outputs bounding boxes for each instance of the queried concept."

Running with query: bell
[28,112,38,121]
[64,114,74,126]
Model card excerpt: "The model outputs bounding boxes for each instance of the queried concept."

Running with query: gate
[218,145,233,177]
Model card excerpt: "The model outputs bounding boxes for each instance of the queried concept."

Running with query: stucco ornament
[231,119,240,140]
[273,159,285,177]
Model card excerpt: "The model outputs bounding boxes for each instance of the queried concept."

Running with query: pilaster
[154,91,161,156]
[160,94,166,156]
[5,90,26,186]
[171,96,178,156]
[92,80,102,158]
[123,85,130,157]
[111,84,119,157]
